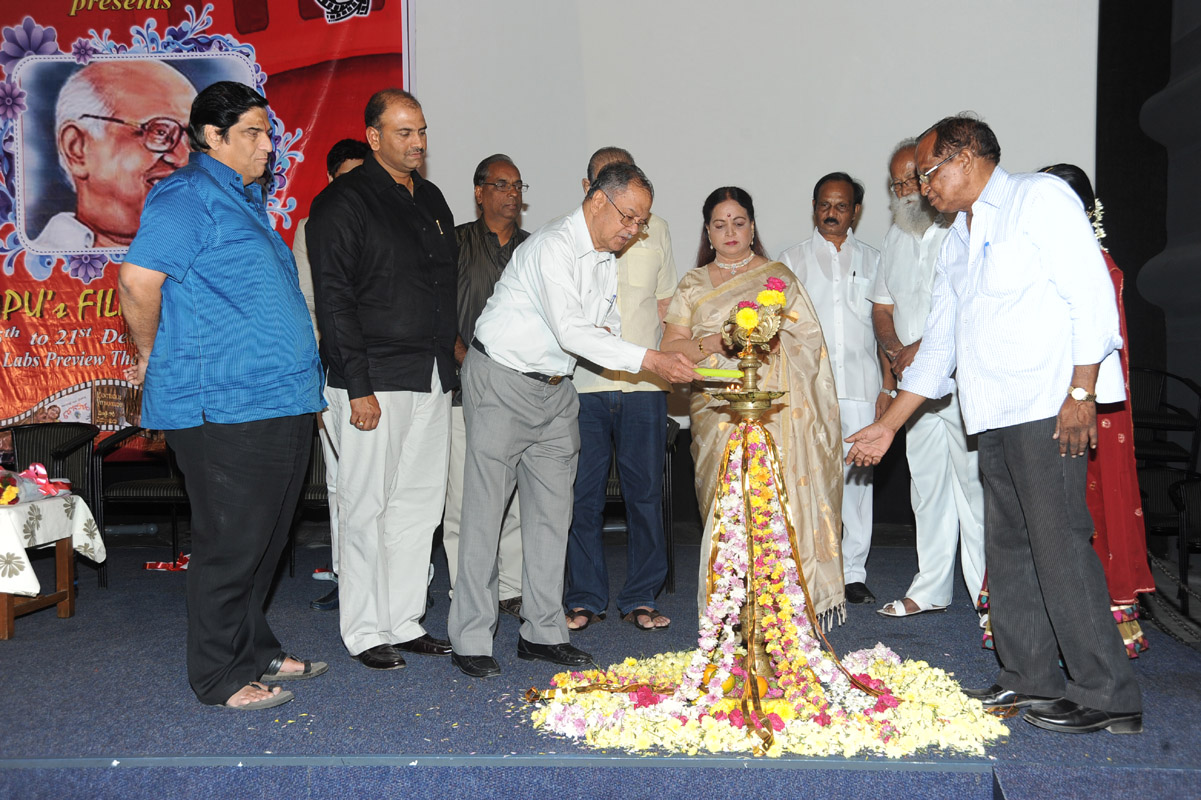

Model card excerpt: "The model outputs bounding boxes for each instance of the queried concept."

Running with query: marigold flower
[735,307,759,330]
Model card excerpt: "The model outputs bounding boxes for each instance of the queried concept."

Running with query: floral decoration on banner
[0,6,304,282]
[527,420,1008,757]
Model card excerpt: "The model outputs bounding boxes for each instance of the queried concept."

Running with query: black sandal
[622,607,670,631]
[260,652,329,681]
[565,609,604,631]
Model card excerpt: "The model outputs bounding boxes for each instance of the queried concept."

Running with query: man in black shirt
[443,154,529,618]
[308,89,456,670]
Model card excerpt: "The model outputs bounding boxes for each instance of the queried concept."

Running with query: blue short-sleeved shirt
[125,152,325,429]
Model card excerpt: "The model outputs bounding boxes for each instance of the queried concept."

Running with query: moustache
[823,217,839,226]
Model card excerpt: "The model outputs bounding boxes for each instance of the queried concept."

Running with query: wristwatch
[1068,386,1097,402]
[881,389,898,398]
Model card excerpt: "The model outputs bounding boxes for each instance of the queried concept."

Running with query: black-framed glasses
[480,179,528,193]
[889,176,919,194]
[918,149,963,186]
[601,191,649,233]
[80,114,185,153]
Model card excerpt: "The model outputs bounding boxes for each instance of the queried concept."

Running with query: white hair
[889,137,918,167]
[55,67,114,191]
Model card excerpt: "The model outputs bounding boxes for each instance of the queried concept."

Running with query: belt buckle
[548,376,562,386]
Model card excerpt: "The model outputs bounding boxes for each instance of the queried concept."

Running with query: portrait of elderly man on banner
[14,54,255,254]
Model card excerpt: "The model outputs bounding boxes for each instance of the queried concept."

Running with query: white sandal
[876,598,947,617]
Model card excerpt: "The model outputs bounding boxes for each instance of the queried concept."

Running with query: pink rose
[737,300,757,309]
[765,277,786,291]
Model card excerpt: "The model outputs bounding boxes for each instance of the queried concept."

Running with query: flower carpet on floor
[527,421,1006,757]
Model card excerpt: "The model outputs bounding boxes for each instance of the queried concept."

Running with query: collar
[473,215,520,245]
[568,205,610,262]
[361,153,427,195]
[811,226,857,252]
[952,165,1009,242]
[192,151,251,193]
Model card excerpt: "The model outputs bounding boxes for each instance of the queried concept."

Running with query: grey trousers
[979,416,1141,713]
[448,347,579,655]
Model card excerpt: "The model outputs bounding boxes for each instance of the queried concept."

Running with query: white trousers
[839,398,875,584]
[903,388,987,607]
[444,404,523,600]
[316,409,340,574]
[325,367,451,655]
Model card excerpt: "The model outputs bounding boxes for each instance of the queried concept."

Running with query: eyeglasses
[601,191,649,233]
[917,149,963,185]
[480,179,528,193]
[889,176,919,194]
[81,114,185,154]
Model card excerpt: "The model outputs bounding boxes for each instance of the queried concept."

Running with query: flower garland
[528,419,1008,757]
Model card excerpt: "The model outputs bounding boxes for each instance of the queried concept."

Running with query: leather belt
[471,338,567,386]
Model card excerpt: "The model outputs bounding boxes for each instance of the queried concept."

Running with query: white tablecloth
[0,495,106,597]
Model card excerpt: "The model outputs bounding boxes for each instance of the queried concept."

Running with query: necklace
[714,253,755,272]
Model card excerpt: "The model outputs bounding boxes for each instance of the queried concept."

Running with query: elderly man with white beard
[868,138,986,618]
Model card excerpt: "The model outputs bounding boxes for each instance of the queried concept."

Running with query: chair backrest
[1137,465,1190,521]
[8,422,100,507]
[301,419,328,507]
[1129,368,1165,416]
[1171,476,1201,530]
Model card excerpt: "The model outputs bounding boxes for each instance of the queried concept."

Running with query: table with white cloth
[0,494,106,639]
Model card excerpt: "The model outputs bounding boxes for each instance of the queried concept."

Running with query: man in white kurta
[870,141,985,617]
[778,172,887,604]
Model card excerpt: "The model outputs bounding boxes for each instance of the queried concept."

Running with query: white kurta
[779,229,882,583]
[872,222,986,608]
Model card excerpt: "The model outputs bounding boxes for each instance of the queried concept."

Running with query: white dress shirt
[901,167,1123,435]
[473,205,646,377]
[869,222,951,346]
[29,212,94,250]
[573,213,677,393]
[778,228,882,402]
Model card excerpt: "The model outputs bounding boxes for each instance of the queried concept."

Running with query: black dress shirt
[308,156,458,398]
[455,216,529,347]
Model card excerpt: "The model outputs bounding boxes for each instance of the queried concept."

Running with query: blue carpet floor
[2,533,1199,799]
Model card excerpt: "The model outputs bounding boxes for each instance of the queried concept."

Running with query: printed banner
[0,0,407,432]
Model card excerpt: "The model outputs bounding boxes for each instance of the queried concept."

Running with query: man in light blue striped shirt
[121,82,325,711]
[846,115,1141,735]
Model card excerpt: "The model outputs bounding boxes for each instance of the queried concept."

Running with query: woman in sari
[661,187,846,626]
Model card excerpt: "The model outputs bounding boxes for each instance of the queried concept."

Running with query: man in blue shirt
[120,81,326,710]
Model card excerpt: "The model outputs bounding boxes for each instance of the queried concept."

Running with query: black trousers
[979,416,1141,713]
[167,414,312,705]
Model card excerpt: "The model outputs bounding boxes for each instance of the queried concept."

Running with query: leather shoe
[844,582,876,604]
[498,596,523,619]
[353,644,406,670]
[310,586,338,611]
[1024,699,1143,734]
[452,652,501,678]
[517,636,594,666]
[394,633,452,657]
[963,683,1060,709]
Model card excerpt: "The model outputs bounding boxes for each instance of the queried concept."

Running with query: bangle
[697,337,706,356]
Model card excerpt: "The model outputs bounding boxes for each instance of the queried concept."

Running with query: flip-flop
[224,682,294,710]
[260,652,329,681]
[622,607,670,631]
[876,598,947,617]
[565,609,604,631]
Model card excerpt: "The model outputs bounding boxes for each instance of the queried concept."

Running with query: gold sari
[665,261,845,626]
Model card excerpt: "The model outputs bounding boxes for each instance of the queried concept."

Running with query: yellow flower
[0,485,17,505]
[757,289,786,307]
[735,307,759,330]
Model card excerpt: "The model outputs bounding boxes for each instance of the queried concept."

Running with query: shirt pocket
[979,241,1038,298]
[622,247,661,288]
[848,274,874,322]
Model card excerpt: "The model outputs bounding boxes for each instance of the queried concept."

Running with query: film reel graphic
[0,379,141,431]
